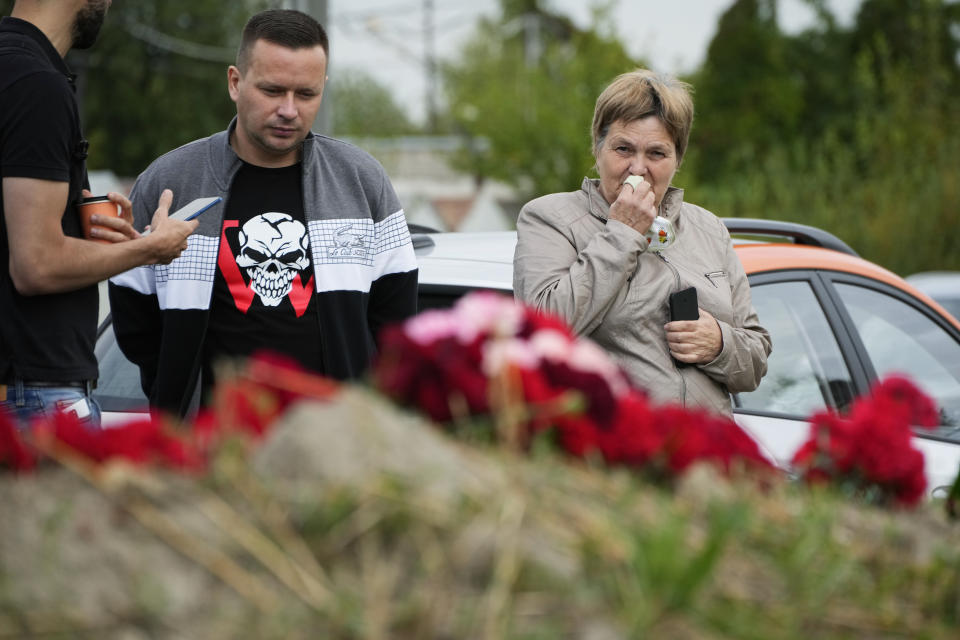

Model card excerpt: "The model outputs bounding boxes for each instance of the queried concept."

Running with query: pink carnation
[567,339,630,397]
[405,309,463,345]
[453,291,526,341]
[482,338,540,376]
[529,329,629,398]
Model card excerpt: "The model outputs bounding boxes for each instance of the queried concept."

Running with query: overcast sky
[326,0,862,124]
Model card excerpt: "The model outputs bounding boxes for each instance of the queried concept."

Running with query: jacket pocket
[699,269,735,324]
[704,270,729,288]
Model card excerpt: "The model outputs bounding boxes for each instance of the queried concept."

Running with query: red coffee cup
[77,195,120,243]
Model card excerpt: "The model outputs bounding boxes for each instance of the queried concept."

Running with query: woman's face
[596,117,679,207]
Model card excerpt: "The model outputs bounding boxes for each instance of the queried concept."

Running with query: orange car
[411,220,960,493]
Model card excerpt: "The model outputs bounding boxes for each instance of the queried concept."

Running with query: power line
[424,0,437,131]
[334,0,497,21]
[335,2,424,20]
[124,21,236,64]
[116,0,496,67]
[331,0,500,127]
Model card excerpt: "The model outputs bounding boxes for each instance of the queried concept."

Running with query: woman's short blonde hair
[591,69,694,163]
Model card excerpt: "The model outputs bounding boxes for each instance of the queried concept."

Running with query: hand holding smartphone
[142,196,221,236]
[669,286,699,368]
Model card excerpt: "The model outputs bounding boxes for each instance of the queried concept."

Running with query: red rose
[554,415,603,458]
[868,375,939,428]
[0,411,35,471]
[791,376,934,507]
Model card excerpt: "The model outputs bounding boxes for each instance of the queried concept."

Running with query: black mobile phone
[669,287,699,368]
[669,286,699,322]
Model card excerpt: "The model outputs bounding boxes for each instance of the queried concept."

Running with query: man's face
[227,39,327,167]
[71,0,111,50]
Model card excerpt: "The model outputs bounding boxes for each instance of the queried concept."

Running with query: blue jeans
[0,382,102,430]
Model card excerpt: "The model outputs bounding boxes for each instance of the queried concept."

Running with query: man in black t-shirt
[0,1,198,428]
[109,10,418,416]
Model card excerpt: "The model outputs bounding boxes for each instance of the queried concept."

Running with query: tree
[329,69,419,137]
[684,0,960,274]
[851,0,960,89]
[685,0,804,182]
[442,0,640,199]
[74,0,270,177]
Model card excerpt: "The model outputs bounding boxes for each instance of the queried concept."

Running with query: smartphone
[669,286,700,322]
[669,286,699,368]
[170,196,221,222]
[141,196,221,235]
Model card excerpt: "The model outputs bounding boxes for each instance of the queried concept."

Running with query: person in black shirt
[0,0,198,428]
[109,10,419,417]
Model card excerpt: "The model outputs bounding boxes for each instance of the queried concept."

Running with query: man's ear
[227,65,242,102]
[318,76,329,103]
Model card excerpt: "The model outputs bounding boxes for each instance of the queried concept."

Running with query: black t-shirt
[0,18,97,382]
[203,162,320,383]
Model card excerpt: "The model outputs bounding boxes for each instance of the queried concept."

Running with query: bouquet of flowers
[373,291,771,479]
[790,376,939,507]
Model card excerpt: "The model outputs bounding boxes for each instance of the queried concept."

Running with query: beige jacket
[513,178,771,416]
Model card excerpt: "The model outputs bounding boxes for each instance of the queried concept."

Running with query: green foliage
[2,0,419,176]
[584,501,747,632]
[8,0,958,272]
[688,0,805,183]
[680,0,960,275]
[75,0,270,176]
[441,0,958,273]
[328,69,420,137]
[442,1,640,198]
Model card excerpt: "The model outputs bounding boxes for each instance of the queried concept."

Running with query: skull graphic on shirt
[235,212,310,306]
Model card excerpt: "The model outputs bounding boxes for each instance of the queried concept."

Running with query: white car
[95,220,960,493]
[906,271,960,321]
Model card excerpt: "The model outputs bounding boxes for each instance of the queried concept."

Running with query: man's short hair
[591,69,694,164]
[236,9,329,73]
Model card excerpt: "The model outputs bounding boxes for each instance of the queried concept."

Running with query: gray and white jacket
[109,119,418,416]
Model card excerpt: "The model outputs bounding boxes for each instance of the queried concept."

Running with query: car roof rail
[722,218,859,257]
[411,233,435,251]
[408,223,440,234]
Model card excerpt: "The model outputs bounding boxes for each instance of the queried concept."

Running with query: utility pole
[424,0,437,132]
[523,12,542,69]
[282,0,331,133]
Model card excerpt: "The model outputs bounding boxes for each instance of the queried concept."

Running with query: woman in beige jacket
[513,69,771,416]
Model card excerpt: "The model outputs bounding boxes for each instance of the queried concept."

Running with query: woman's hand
[82,188,140,242]
[665,308,723,364]
[608,174,657,235]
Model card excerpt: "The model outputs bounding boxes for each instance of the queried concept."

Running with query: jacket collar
[581,177,685,221]
[0,16,75,85]
[208,116,319,190]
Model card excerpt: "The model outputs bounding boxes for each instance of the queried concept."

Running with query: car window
[940,299,960,320]
[93,323,148,412]
[734,281,854,417]
[834,283,960,432]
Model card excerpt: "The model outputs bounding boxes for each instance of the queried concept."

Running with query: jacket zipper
[704,270,725,288]
[657,252,687,406]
